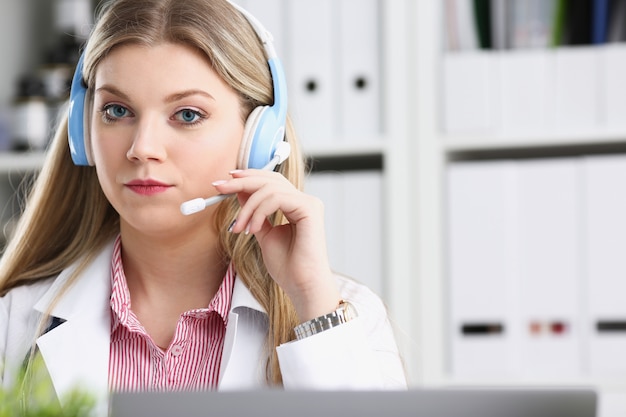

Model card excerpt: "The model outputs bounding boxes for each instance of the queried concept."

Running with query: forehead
[93,42,229,94]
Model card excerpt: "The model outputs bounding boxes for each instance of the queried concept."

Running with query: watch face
[341,301,358,321]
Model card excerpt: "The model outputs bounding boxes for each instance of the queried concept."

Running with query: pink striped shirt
[108,236,235,391]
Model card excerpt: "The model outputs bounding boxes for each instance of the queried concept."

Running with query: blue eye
[99,104,132,124]
[103,104,130,119]
[181,110,196,122]
[174,109,204,125]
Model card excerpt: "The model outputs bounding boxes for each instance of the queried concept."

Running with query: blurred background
[1,1,626,416]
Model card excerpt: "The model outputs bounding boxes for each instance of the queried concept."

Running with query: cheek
[90,129,126,194]
[178,133,241,181]
[90,116,125,164]
[92,138,127,178]
[194,120,245,170]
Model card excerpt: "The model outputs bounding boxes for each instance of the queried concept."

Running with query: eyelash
[98,104,208,127]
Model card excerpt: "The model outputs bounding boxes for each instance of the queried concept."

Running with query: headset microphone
[180,141,291,216]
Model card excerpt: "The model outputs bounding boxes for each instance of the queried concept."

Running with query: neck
[118,225,229,348]
[120,225,227,310]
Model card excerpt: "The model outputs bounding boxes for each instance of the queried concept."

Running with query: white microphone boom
[179,141,291,216]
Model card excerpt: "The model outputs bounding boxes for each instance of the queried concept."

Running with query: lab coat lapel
[218,277,269,389]
[33,242,114,407]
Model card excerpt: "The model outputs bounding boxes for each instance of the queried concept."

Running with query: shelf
[444,129,626,160]
[0,151,46,174]
[302,140,386,159]
[445,129,626,150]
[308,152,383,172]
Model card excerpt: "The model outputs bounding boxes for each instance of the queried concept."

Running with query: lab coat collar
[33,242,114,320]
[218,275,270,389]
[230,274,266,314]
[33,241,114,413]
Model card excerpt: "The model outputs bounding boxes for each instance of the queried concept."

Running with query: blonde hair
[0,0,305,386]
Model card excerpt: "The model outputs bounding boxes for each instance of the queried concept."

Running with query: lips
[125,179,172,196]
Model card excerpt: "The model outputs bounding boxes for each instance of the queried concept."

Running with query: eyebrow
[165,89,215,103]
[95,85,215,103]
[95,85,131,101]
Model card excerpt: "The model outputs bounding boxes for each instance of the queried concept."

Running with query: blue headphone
[67,2,288,170]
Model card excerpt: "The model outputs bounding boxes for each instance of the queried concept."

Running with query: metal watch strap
[293,300,357,340]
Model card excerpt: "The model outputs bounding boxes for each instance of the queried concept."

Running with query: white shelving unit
[405,0,445,387]
[415,1,626,416]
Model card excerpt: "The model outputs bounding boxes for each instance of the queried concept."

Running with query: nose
[126,115,167,162]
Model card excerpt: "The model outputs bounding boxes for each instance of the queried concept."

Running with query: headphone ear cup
[68,54,93,166]
[238,106,267,169]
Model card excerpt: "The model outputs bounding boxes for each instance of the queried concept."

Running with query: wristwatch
[294,300,358,340]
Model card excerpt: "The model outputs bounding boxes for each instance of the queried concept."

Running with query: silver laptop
[109,387,597,417]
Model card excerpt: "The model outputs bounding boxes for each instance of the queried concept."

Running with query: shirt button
[170,344,184,357]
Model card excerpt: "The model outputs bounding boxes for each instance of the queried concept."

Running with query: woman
[0,0,406,414]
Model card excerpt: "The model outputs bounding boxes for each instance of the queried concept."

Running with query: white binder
[341,171,383,296]
[305,170,384,299]
[442,52,498,134]
[337,0,381,141]
[304,171,344,272]
[554,47,600,132]
[499,50,554,135]
[516,158,582,378]
[286,0,335,150]
[601,45,626,130]
[448,158,585,379]
[583,154,626,376]
[447,161,520,377]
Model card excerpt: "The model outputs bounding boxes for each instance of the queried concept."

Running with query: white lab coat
[0,240,407,415]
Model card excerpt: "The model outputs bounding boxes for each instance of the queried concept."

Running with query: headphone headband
[229,1,278,59]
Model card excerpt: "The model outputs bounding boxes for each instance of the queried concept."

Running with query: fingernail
[227,219,237,233]
[229,169,243,175]
[212,180,228,186]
